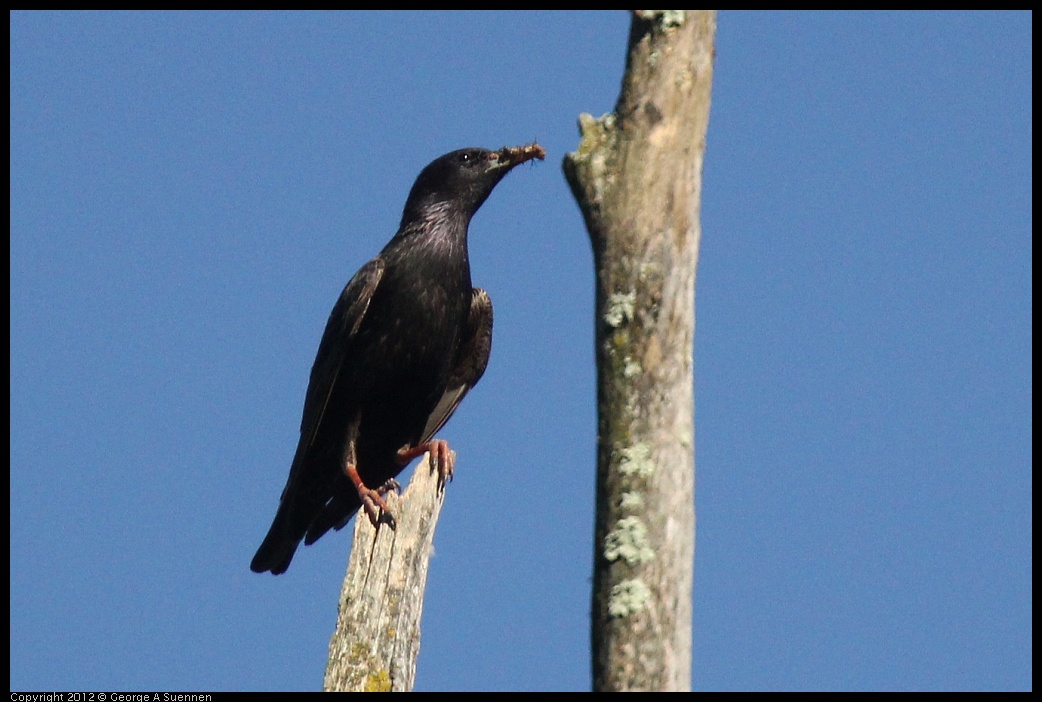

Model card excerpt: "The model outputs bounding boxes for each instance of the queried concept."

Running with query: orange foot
[345,463,399,527]
[397,439,455,490]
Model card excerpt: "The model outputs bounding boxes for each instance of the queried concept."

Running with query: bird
[251,143,545,575]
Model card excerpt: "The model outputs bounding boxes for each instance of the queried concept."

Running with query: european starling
[251,143,545,574]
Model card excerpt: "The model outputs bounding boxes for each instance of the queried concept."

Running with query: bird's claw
[430,439,455,491]
[347,463,399,528]
[359,484,397,529]
[379,478,402,495]
[396,439,455,491]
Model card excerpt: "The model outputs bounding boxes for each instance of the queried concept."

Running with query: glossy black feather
[251,145,542,574]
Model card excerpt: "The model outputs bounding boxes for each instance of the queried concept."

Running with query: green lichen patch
[604,516,655,565]
[608,578,652,617]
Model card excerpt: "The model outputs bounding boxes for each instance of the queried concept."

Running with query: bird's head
[400,144,545,227]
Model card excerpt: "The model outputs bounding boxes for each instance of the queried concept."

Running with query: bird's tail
[250,508,304,575]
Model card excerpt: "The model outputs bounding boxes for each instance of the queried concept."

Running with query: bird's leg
[342,425,395,527]
[397,439,455,490]
[344,463,396,527]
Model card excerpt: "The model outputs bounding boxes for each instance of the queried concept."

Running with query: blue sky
[10,11,1031,692]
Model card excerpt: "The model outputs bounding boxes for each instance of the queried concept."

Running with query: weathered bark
[323,452,447,692]
[563,10,715,692]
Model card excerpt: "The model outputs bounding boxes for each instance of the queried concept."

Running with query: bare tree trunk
[323,452,447,692]
[563,10,715,692]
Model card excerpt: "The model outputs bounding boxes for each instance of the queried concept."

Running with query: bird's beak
[491,143,547,169]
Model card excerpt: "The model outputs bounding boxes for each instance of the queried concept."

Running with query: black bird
[251,143,545,575]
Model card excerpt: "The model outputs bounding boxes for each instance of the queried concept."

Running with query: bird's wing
[419,287,493,444]
[297,257,385,459]
[252,258,384,573]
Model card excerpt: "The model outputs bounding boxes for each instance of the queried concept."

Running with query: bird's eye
[458,152,471,163]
